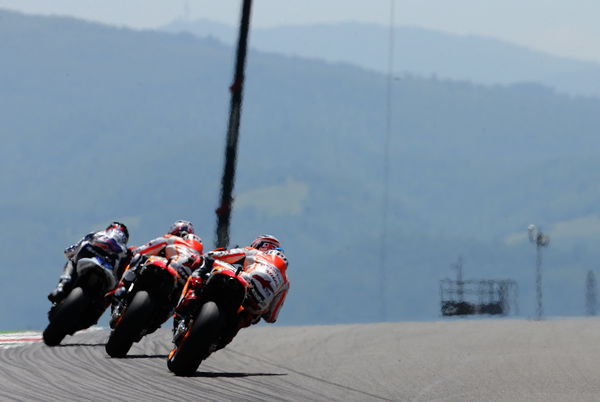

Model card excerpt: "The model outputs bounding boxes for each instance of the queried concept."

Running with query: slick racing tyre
[167,301,224,376]
[105,290,154,358]
[43,287,89,346]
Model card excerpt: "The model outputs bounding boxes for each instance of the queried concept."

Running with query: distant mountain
[162,19,600,98]
[2,9,600,329]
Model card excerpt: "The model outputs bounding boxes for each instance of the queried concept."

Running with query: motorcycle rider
[111,220,203,303]
[173,234,289,348]
[48,222,131,303]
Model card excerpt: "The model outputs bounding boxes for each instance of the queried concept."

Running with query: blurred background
[2,0,600,329]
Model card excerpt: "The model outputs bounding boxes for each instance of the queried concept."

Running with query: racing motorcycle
[105,255,186,357]
[43,243,119,346]
[167,260,249,376]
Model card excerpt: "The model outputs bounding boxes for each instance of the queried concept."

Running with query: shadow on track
[193,372,287,378]
[121,354,168,359]
[58,343,105,347]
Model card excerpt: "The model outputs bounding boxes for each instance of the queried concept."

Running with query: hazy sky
[1,0,599,63]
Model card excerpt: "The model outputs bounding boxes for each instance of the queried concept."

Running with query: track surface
[2,318,600,401]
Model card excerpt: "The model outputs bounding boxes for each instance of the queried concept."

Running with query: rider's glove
[201,254,215,269]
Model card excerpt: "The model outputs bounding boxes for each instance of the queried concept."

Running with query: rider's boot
[47,274,73,303]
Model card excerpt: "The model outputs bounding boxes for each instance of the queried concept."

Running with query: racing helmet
[185,233,202,242]
[168,220,194,237]
[250,234,281,251]
[106,221,129,243]
[183,233,204,253]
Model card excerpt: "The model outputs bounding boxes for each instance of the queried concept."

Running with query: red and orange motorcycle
[105,255,187,357]
[167,260,249,376]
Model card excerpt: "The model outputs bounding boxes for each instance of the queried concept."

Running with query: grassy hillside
[2,9,600,329]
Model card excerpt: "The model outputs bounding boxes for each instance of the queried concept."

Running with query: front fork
[109,282,135,328]
[109,300,126,329]
[172,318,189,346]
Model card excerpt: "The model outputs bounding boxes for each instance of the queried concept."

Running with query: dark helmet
[106,221,129,243]
[168,220,194,237]
[250,234,281,251]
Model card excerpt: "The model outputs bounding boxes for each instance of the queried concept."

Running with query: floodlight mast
[528,224,549,320]
[379,0,395,322]
[586,270,598,316]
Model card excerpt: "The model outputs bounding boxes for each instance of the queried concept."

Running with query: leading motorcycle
[167,260,248,376]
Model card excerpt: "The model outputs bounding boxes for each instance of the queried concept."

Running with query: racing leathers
[48,228,130,303]
[114,233,204,300]
[174,246,289,348]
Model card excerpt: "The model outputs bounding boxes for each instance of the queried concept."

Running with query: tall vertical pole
[379,0,395,322]
[535,243,543,320]
[454,255,464,303]
[586,270,597,316]
[528,225,548,320]
[215,0,253,249]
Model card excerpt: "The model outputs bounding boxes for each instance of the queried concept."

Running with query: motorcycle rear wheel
[43,287,89,346]
[105,290,154,358]
[167,301,223,376]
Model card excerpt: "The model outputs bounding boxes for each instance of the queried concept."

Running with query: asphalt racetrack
[2,318,600,401]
